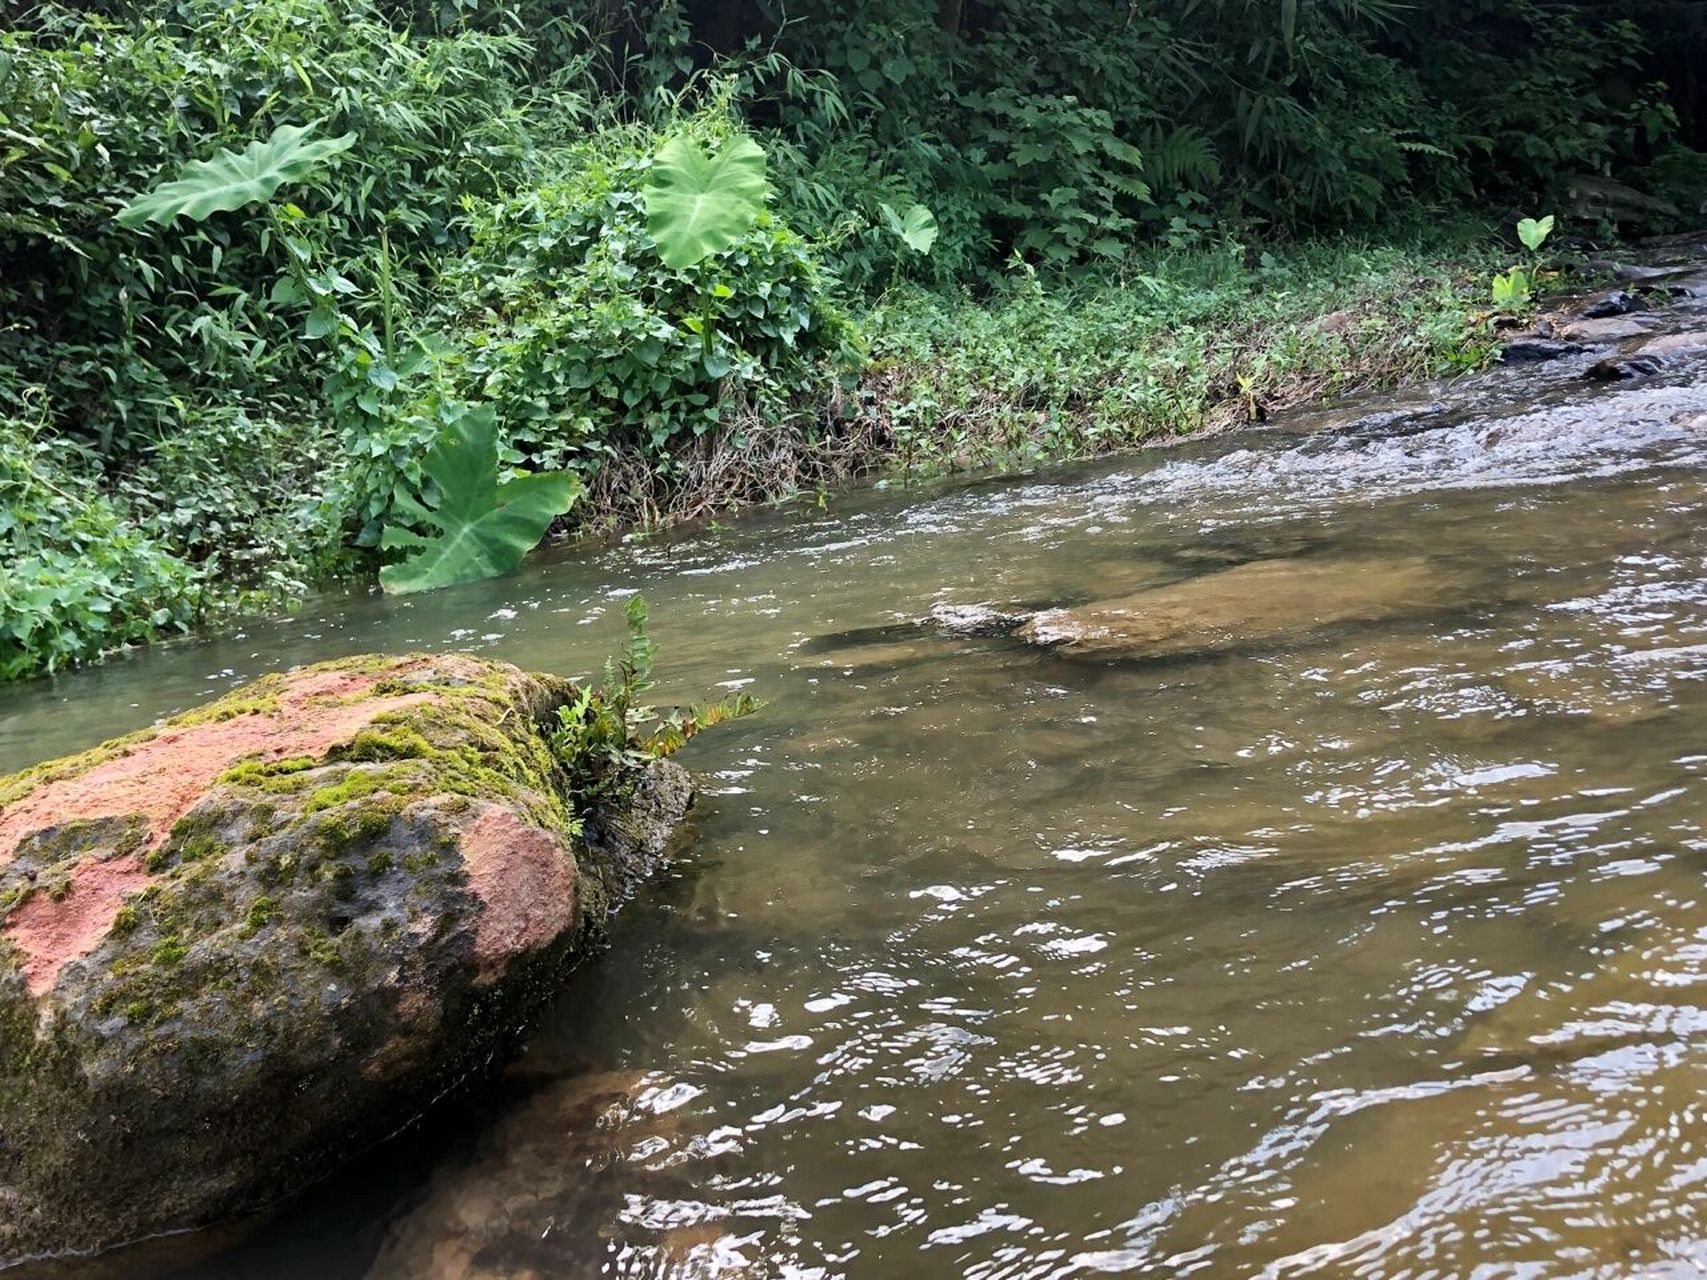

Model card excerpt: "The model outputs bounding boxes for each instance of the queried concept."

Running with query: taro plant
[117,117,579,598]
[878,201,940,285]
[1490,266,1531,309]
[880,202,940,256]
[377,404,579,594]
[1517,214,1555,255]
[116,124,356,228]
[549,595,761,818]
[641,130,775,374]
[643,133,771,270]
[1490,213,1556,310]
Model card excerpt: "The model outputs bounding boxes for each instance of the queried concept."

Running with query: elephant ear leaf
[642,134,770,270]
[1515,214,1555,254]
[378,405,580,595]
[880,202,939,254]
[117,124,356,228]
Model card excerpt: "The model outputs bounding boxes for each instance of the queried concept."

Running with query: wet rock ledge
[0,654,692,1267]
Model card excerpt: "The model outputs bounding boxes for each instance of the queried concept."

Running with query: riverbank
[7,0,1703,681]
[573,236,1504,532]
[2,234,1503,683]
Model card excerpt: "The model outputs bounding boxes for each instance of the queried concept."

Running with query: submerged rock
[1578,289,1648,320]
[367,1068,662,1280]
[927,601,1035,637]
[1016,557,1448,660]
[1586,327,1707,381]
[1586,353,1666,382]
[1557,315,1653,344]
[1498,337,1581,365]
[0,654,691,1266]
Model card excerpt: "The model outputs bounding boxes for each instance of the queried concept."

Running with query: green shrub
[441,122,857,481]
[110,401,346,598]
[0,0,555,675]
[0,0,533,456]
[0,410,201,680]
[548,595,760,821]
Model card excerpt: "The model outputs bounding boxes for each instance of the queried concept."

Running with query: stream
[7,271,1707,1277]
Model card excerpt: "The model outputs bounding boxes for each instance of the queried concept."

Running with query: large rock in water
[0,654,691,1266]
[1017,556,1447,659]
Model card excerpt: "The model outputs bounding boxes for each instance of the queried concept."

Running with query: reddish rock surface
[0,654,692,1267]
[3,856,153,998]
[458,803,580,985]
[0,666,427,861]
[0,664,435,997]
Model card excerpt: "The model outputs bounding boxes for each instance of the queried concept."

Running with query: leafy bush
[0,411,201,680]
[108,402,345,598]
[0,0,555,675]
[656,0,1691,270]
[0,0,533,457]
[439,121,856,482]
[1417,4,1672,208]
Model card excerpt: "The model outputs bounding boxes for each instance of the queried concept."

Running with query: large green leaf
[1516,214,1555,254]
[378,406,580,595]
[642,134,770,270]
[117,124,356,228]
[880,202,939,254]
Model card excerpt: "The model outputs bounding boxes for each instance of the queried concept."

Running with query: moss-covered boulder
[0,654,691,1266]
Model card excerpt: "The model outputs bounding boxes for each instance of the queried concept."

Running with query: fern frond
[1138,124,1223,193]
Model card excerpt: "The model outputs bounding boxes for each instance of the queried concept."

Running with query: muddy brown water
[7,287,1707,1277]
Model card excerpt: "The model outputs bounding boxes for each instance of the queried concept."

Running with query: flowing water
[8,283,1707,1278]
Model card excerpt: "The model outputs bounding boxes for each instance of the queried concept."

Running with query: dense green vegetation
[2,0,1702,678]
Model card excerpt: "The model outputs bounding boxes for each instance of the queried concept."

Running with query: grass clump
[859,236,1500,473]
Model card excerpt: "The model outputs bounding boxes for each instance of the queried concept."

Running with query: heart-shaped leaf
[378,405,580,595]
[1516,214,1555,254]
[880,202,940,255]
[642,134,770,270]
[118,124,356,228]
